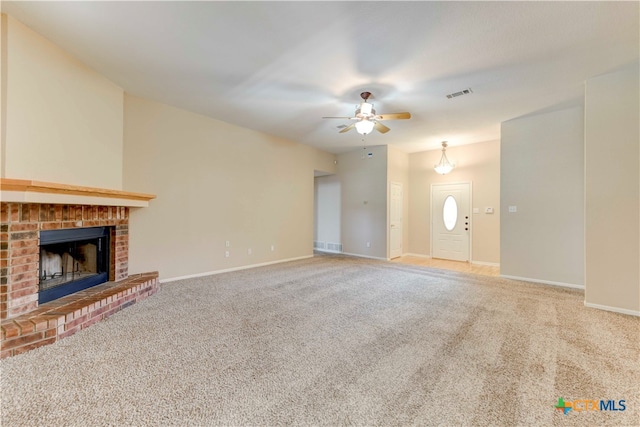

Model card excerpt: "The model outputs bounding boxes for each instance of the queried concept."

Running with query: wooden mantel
[0,179,156,208]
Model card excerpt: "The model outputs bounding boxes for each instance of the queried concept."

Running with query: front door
[389,182,403,259]
[431,183,470,261]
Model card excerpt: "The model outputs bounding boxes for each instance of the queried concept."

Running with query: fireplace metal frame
[39,227,110,304]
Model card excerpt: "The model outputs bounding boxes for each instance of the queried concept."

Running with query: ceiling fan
[323,92,411,135]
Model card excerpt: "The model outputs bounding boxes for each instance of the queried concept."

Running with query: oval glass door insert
[443,195,458,231]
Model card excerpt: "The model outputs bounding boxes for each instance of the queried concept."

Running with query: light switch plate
[508,206,517,213]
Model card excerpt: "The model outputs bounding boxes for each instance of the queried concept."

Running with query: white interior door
[431,183,470,261]
[389,182,403,259]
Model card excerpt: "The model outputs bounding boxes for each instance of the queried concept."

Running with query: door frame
[430,181,472,262]
[388,181,403,259]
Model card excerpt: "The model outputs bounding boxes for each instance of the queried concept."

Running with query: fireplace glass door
[39,227,110,304]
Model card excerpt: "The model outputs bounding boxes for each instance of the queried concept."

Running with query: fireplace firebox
[39,227,110,304]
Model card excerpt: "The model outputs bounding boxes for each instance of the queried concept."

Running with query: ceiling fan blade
[323,116,356,120]
[339,123,356,133]
[374,122,391,134]
[376,112,411,120]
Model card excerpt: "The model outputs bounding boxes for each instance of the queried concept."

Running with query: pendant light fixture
[434,141,455,175]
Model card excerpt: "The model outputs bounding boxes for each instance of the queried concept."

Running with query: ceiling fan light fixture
[360,102,373,115]
[434,141,455,175]
[355,119,375,135]
[322,91,410,135]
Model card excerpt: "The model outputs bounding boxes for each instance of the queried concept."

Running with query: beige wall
[585,63,639,313]
[313,152,337,177]
[408,140,500,264]
[123,94,336,279]
[501,107,584,286]
[1,15,124,189]
[337,146,388,259]
[1,15,7,168]
[387,145,410,258]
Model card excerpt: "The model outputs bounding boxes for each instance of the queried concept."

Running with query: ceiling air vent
[446,88,473,99]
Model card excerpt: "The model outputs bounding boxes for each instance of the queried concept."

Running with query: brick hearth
[0,272,158,358]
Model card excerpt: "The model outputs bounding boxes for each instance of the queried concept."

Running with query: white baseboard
[584,302,640,317]
[500,274,585,290]
[471,260,500,267]
[160,255,314,283]
[341,252,389,261]
[314,248,343,254]
[402,253,432,258]
[400,254,499,268]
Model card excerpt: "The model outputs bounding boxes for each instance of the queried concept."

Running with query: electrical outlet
[508,206,517,213]
[225,251,229,258]
[248,248,252,255]
[271,245,275,251]
[225,240,230,248]
[366,242,371,248]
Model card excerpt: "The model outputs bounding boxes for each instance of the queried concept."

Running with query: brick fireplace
[1,202,132,317]
[0,180,158,358]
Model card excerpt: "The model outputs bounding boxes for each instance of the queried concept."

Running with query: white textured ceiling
[2,1,638,153]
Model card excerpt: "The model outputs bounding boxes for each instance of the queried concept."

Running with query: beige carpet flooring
[1,254,638,426]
